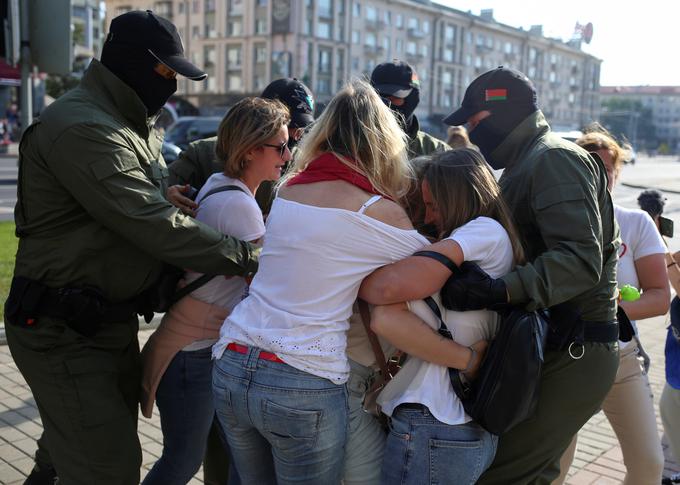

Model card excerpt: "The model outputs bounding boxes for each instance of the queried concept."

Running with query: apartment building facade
[601,86,680,152]
[105,0,601,132]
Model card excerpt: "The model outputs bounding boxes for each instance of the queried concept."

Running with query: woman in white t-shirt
[359,148,526,485]
[555,131,670,484]
[210,80,480,484]
[141,97,291,485]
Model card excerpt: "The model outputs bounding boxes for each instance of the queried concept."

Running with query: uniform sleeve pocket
[534,183,585,211]
[89,152,141,181]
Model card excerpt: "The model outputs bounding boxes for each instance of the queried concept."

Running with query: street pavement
[2,154,680,483]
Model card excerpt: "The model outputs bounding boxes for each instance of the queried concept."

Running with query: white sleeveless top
[213,195,429,384]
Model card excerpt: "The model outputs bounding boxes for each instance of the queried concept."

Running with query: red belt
[226,342,285,364]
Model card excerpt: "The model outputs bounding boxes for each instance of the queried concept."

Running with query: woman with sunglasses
[141,97,291,485]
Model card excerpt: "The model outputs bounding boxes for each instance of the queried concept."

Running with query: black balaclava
[469,103,537,169]
[387,88,420,135]
[101,41,177,116]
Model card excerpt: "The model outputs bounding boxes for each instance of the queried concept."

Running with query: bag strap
[413,250,459,274]
[357,299,390,380]
[422,296,470,398]
[172,184,248,303]
[198,184,247,203]
[423,296,453,340]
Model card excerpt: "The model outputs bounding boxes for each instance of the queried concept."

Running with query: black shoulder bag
[414,250,550,435]
[151,184,247,314]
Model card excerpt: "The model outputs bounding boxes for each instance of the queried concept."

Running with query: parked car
[164,116,222,151]
[162,141,182,164]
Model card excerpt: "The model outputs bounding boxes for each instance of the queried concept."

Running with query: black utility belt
[581,320,619,343]
[5,276,141,337]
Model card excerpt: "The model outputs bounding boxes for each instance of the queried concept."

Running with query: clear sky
[436,1,680,87]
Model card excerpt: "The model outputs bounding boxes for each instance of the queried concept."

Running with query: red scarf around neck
[286,153,386,197]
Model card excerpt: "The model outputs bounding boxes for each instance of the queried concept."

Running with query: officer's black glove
[440,261,508,312]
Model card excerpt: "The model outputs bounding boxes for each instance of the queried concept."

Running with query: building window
[421,44,427,57]
[366,6,376,21]
[365,32,376,47]
[406,41,416,55]
[352,30,360,44]
[384,11,391,24]
[422,20,429,34]
[154,1,172,16]
[396,13,403,28]
[192,0,199,13]
[352,56,359,70]
[228,19,242,36]
[408,17,418,30]
[255,18,267,34]
[318,0,332,18]
[318,48,332,73]
[352,1,360,17]
[317,20,332,39]
[396,38,403,54]
[227,46,242,67]
[191,26,200,38]
[254,44,267,64]
[204,0,215,12]
[383,36,391,56]
[178,2,184,14]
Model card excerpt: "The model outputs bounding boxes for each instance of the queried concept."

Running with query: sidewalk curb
[0,314,164,345]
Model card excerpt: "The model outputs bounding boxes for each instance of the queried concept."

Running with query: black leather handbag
[424,297,549,435]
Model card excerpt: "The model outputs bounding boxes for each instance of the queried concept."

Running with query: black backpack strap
[198,184,247,203]
[413,250,459,274]
[423,296,453,340]
[172,184,248,303]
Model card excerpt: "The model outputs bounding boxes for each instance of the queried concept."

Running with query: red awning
[0,58,20,86]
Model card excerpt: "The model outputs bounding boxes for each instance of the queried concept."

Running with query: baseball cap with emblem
[371,60,421,98]
[444,66,538,126]
[261,78,315,128]
[105,10,206,80]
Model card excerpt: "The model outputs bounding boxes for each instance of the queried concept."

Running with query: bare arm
[667,250,680,296]
[621,253,670,320]
[370,302,485,376]
[359,239,464,305]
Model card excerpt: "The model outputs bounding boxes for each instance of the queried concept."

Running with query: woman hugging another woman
[360,148,525,485]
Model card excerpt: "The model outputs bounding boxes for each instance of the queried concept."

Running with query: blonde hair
[424,148,525,265]
[576,131,628,179]
[283,78,412,201]
[215,97,290,178]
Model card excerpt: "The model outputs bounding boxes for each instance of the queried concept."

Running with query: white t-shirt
[185,174,265,309]
[213,197,430,384]
[614,204,666,346]
[378,217,514,425]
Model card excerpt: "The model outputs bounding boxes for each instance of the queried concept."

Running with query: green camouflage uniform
[405,115,450,158]
[5,59,258,484]
[478,111,620,485]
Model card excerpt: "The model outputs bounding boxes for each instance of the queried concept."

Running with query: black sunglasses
[262,141,288,158]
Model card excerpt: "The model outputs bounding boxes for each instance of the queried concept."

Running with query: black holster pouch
[545,302,585,351]
[616,306,635,342]
[5,276,133,337]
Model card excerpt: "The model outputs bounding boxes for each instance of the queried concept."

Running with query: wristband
[462,346,477,373]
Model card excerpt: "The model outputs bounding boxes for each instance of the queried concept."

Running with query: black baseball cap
[106,10,206,81]
[444,66,537,125]
[371,60,421,98]
[261,78,315,128]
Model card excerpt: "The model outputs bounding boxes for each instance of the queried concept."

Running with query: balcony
[407,28,426,39]
[363,44,385,56]
[365,18,385,31]
[406,52,425,64]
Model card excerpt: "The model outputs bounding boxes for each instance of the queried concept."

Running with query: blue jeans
[143,347,239,485]
[212,346,349,485]
[381,405,498,485]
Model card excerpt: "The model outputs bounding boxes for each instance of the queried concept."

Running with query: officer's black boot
[23,464,58,485]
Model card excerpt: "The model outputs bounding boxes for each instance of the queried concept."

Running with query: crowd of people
[4,9,679,485]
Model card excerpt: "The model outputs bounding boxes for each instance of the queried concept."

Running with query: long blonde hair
[215,97,290,178]
[424,148,525,265]
[283,79,413,201]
